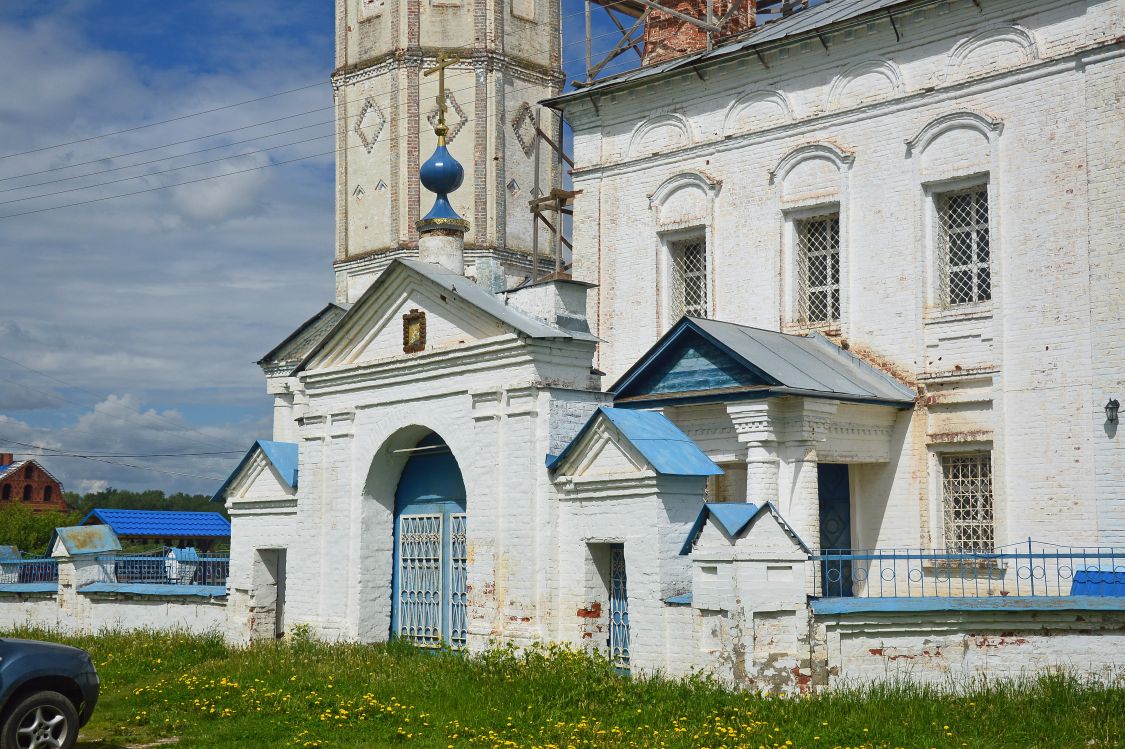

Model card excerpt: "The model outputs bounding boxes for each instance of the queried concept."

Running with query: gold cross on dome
[423,51,462,139]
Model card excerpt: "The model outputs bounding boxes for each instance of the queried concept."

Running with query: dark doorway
[817,463,853,597]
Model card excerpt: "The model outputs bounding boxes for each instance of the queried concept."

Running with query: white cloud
[0,394,266,495]
[0,5,335,493]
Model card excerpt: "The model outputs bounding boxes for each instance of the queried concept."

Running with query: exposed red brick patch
[643,1,755,65]
[577,602,602,619]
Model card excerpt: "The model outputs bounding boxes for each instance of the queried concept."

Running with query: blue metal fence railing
[0,557,59,584]
[94,548,229,587]
[811,540,1125,599]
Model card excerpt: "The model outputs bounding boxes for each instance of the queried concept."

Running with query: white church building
[211,0,1125,689]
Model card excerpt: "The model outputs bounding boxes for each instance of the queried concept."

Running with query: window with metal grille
[668,238,708,320]
[937,187,990,307]
[941,453,995,553]
[795,214,840,326]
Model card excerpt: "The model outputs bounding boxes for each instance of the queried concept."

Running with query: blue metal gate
[391,434,467,648]
[608,544,630,671]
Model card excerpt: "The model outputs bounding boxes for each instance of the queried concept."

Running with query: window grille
[941,453,995,553]
[669,238,708,320]
[795,214,840,326]
[937,188,990,307]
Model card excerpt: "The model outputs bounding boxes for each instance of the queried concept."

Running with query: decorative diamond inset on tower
[426,92,468,144]
[355,98,386,154]
[511,102,537,158]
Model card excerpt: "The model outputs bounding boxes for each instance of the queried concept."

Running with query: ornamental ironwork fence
[810,540,1125,599]
[0,557,59,584]
[94,548,229,587]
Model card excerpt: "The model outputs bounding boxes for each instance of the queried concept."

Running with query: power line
[0,80,331,161]
[0,144,336,220]
[0,119,335,194]
[0,354,247,452]
[0,132,335,207]
[0,0,644,164]
[0,44,592,222]
[0,105,333,184]
[0,16,636,190]
[0,438,229,481]
[11,447,241,458]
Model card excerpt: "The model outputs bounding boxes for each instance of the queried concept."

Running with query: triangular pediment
[613,322,772,400]
[230,453,296,502]
[301,262,514,371]
[554,418,652,479]
[212,441,298,504]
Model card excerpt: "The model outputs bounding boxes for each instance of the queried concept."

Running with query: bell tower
[332,0,563,303]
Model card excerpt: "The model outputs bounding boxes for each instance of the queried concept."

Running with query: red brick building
[0,454,68,513]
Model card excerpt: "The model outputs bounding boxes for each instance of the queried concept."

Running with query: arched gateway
[390,432,468,648]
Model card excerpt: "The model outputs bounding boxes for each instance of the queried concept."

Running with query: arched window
[24,465,33,479]
[1,484,10,501]
[22,485,32,502]
[43,485,53,503]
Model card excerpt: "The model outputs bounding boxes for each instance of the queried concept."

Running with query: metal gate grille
[941,454,995,553]
[608,544,630,671]
[397,514,443,647]
[449,513,468,649]
[669,239,708,320]
[937,188,990,307]
[796,214,840,326]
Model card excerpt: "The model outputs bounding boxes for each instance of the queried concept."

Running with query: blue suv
[0,639,99,749]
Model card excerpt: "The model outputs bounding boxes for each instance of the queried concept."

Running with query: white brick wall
[561,0,1125,549]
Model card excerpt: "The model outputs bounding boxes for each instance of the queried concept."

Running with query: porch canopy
[608,317,916,550]
[609,317,915,468]
[610,317,915,409]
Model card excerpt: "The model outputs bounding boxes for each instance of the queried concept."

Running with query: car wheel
[0,691,79,749]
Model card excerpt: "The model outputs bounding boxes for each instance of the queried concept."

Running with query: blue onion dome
[420,144,464,195]
[417,125,469,233]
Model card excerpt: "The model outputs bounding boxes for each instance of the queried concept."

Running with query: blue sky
[0,1,630,495]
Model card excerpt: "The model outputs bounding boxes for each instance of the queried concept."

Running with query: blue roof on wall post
[680,501,810,556]
[547,406,722,477]
[210,440,298,503]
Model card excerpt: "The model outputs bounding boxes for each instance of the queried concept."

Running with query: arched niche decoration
[905,111,1003,179]
[769,143,854,203]
[944,25,1039,83]
[722,89,794,136]
[827,58,904,110]
[627,113,694,159]
[649,172,722,229]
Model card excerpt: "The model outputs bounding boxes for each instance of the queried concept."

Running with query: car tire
[0,690,79,749]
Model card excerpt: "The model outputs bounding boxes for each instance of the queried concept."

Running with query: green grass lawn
[4,628,1121,749]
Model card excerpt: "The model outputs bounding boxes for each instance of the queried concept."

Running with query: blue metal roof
[680,501,810,555]
[548,406,722,477]
[0,583,57,594]
[1070,570,1125,597]
[811,596,1125,616]
[50,525,122,556]
[80,509,231,538]
[211,440,298,502]
[79,582,227,598]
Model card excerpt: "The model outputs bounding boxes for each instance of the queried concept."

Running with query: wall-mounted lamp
[1106,398,1120,423]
